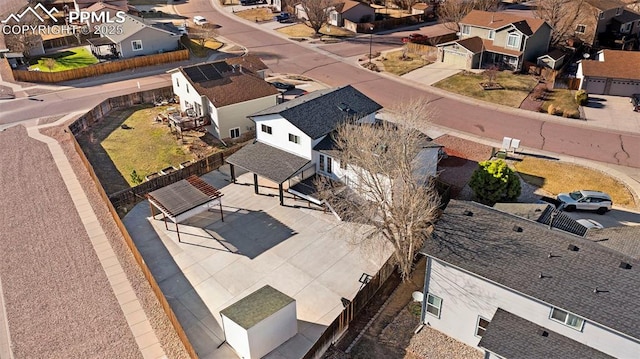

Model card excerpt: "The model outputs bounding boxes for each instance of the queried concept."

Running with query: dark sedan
[270,81,296,91]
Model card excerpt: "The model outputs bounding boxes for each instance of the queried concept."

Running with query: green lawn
[101,106,195,185]
[380,50,430,76]
[541,89,580,118]
[434,71,539,108]
[29,47,98,72]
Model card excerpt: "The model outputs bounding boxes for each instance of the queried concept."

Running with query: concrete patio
[123,167,392,359]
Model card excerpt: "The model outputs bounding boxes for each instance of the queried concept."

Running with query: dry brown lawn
[380,50,430,76]
[513,157,636,208]
[234,7,275,22]
[277,23,355,38]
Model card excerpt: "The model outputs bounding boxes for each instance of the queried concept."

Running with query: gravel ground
[405,324,484,359]
[0,126,141,358]
[41,125,190,359]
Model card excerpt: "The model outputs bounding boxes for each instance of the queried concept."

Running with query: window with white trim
[462,25,470,35]
[475,316,490,337]
[488,30,495,40]
[261,124,272,134]
[132,40,143,51]
[575,24,586,34]
[319,154,325,172]
[506,33,520,48]
[230,127,240,139]
[288,133,300,144]
[425,293,442,318]
[326,156,332,174]
[550,308,585,330]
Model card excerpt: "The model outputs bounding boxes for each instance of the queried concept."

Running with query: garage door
[609,80,640,96]
[443,50,467,69]
[584,78,606,94]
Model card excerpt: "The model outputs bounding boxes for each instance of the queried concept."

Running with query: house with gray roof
[419,200,640,359]
[87,13,180,58]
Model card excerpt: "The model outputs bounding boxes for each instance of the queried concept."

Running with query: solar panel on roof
[184,67,207,83]
[200,64,222,81]
[212,62,232,74]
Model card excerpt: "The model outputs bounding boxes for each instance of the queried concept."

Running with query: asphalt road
[2,0,639,168]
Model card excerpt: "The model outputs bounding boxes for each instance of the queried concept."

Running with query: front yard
[28,47,98,72]
[434,71,539,108]
[379,50,430,76]
[234,7,276,22]
[541,89,580,118]
[513,157,636,208]
[277,23,356,38]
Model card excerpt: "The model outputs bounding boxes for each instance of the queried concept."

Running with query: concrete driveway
[582,95,640,133]
[401,61,463,86]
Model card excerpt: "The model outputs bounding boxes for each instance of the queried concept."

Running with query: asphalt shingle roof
[587,226,640,260]
[493,203,588,237]
[581,49,640,81]
[460,10,547,34]
[479,309,615,359]
[225,141,310,184]
[422,200,640,340]
[250,85,382,140]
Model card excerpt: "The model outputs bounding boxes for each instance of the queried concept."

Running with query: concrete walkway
[25,114,167,359]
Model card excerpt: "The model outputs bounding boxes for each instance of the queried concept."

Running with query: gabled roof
[482,38,522,56]
[102,14,179,43]
[584,0,627,10]
[334,0,371,13]
[250,86,382,140]
[421,200,640,340]
[587,226,640,259]
[178,57,279,107]
[412,3,430,10]
[612,9,640,24]
[581,49,640,80]
[460,10,547,35]
[84,1,128,13]
[538,48,566,61]
[479,309,615,359]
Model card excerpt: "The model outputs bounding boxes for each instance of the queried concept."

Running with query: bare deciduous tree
[3,14,42,57]
[392,0,415,11]
[316,100,442,281]
[299,0,334,35]
[534,0,586,46]
[193,24,218,47]
[437,0,500,31]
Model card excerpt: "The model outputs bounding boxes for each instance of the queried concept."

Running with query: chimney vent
[567,244,579,251]
[512,225,523,233]
[619,261,632,269]
[463,210,474,216]
[540,330,549,337]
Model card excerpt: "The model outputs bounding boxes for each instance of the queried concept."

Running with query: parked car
[270,81,295,91]
[402,33,430,45]
[576,219,604,229]
[193,16,208,26]
[557,190,612,214]
[240,0,265,5]
[274,12,292,23]
[631,93,640,112]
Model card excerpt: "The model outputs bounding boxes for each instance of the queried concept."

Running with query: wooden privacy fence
[13,49,189,83]
[68,87,174,135]
[302,256,397,359]
[348,14,425,33]
[108,146,241,209]
[69,134,199,359]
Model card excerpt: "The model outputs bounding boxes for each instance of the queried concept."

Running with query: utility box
[221,285,297,359]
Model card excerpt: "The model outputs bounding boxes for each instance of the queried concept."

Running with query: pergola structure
[225,141,310,206]
[147,175,224,242]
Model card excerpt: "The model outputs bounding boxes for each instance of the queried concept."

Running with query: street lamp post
[368,26,374,64]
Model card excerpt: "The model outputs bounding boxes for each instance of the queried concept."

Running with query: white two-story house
[170,56,279,142]
[225,86,443,208]
[419,200,640,359]
[437,10,552,70]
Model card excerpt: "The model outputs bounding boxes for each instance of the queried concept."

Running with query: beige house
[171,56,280,142]
[437,10,552,70]
[296,0,374,27]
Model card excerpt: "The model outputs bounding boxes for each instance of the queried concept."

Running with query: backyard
[434,71,539,108]
[379,50,430,76]
[78,105,222,193]
[28,47,98,72]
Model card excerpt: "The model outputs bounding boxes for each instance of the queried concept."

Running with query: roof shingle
[460,10,547,34]
[422,200,640,340]
[581,49,640,80]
